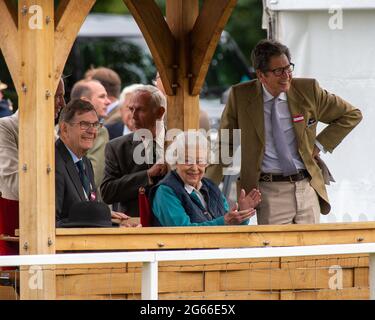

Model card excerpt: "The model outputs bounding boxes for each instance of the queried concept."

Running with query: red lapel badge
[293,114,304,123]
[90,192,97,201]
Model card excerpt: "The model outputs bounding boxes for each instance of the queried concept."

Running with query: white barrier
[1,243,375,300]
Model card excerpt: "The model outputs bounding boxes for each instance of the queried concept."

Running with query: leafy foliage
[92,0,129,14]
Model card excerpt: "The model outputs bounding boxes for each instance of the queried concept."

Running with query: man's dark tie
[150,140,164,185]
[152,140,157,164]
[76,160,90,198]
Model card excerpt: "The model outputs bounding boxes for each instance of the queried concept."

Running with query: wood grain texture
[124,0,176,96]
[18,0,56,300]
[165,0,200,130]
[0,0,20,93]
[54,0,96,90]
[190,0,237,95]
[56,223,375,250]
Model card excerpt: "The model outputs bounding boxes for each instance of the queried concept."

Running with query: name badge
[293,114,304,123]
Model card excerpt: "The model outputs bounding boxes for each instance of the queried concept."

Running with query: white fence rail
[1,243,375,300]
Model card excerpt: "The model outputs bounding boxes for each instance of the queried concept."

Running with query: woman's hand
[224,203,256,225]
[238,188,261,211]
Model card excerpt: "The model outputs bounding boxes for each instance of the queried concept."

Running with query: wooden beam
[166,0,200,130]
[190,0,237,95]
[123,0,176,96]
[54,0,96,90]
[54,0,69,26]
[5,0,18,27]
[56,222,375,251]
[0,0,20,93]
[18,0,56,300]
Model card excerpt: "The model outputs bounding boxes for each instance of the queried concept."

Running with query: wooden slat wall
[54,224,375,299]
[55,255,370,300]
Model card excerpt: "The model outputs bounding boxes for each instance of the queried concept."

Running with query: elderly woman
[150,131,261,226]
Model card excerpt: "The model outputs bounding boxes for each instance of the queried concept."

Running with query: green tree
[226,0,266,63]
[92,0,129,14]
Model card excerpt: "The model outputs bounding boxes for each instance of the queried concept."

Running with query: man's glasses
[69,121,102,130]
[266,63,295,77]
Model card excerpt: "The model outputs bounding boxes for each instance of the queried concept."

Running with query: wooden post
[142,261,158,300]
[18,0,56,300]
[9,0,95,300]
[123,0,176,97]
[0,0,20,94]
[370,253,375,300]
[166,0,200,131]
[124,0,236,132]
[190,0,237,95]
[54,0,96,90]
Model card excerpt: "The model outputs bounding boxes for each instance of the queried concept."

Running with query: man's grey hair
[132,84,167,111]
[165,131,210,169]
[118,83,144,106]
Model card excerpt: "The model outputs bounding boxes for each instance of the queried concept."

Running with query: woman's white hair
[165,130,211,169]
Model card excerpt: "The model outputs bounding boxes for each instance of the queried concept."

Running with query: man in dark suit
[55,99,130,225]
[101,85,168,217]
[106,121,125,140]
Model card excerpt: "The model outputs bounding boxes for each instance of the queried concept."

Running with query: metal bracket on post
[370,253,375,300]
[142,261,158,300]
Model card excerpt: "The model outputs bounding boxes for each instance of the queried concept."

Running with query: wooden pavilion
[0,0,374,300]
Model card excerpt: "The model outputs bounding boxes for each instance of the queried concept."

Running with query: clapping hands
[238,188,261,211]
[224,202,256,225]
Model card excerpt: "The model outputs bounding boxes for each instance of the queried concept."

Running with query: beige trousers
[256,178,320,225]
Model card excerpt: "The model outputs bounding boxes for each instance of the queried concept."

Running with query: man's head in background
[70,79,111,120]
[0,81,7,101]
[84,67,121,103]
[55,78,66,120]
[118,84,143,132]
[128,85,166,137]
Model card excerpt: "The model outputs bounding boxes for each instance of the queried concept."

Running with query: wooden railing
[3,222,375,299]
[56,222,375,251]
[53,222,375,299]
